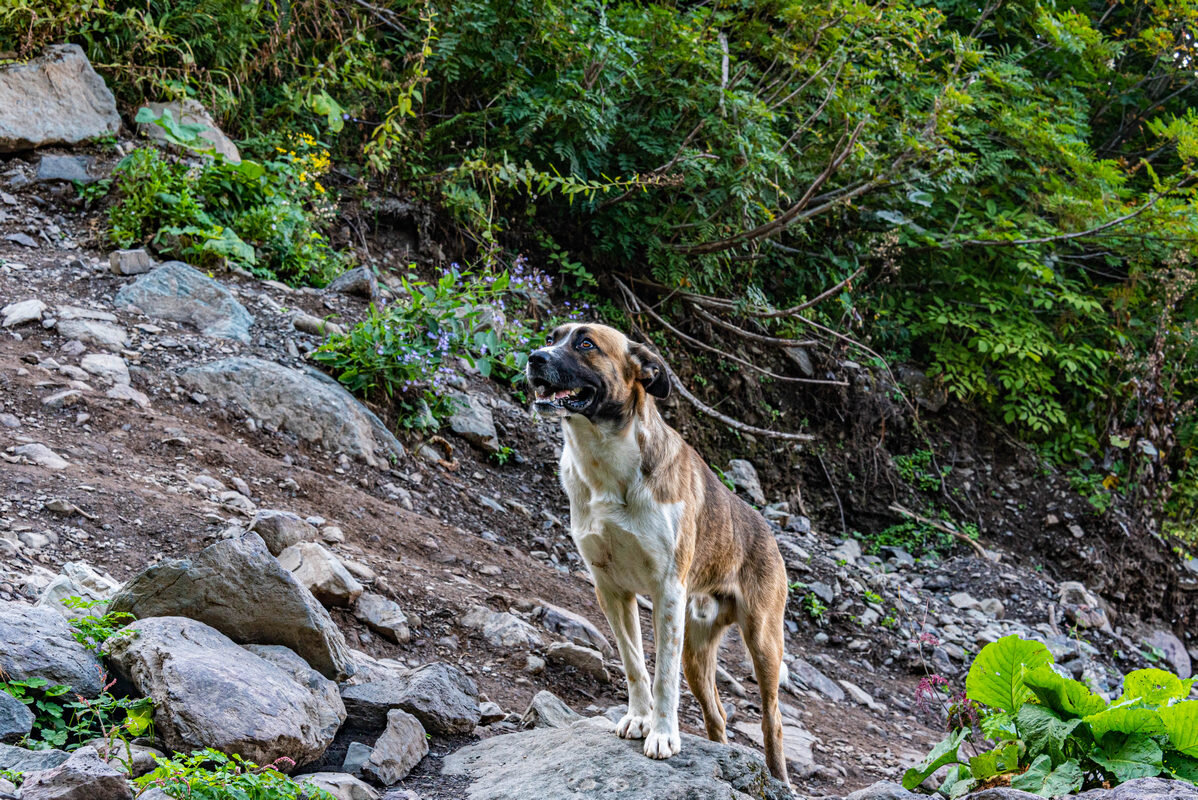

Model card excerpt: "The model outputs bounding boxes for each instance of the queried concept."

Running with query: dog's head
[525,323,670,423]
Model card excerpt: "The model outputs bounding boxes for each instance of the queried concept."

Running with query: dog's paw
[643,729,681,759]
[616,711,652,740]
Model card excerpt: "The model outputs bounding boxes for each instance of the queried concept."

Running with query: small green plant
[491,445,514,465]
[802,594,827,620]
[905,635,1198,796]
[0,769,21,786]
[864,591,884,605]
[135,749,336,799]
[60,597,135,652]
[712,466,736,493]
[313,258,568,430]
[861,519,955,558]
[893,450,947,493]
[0,672,152,753]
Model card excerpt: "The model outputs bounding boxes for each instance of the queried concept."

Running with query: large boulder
[16,746,131,800]
[0,601,103,697]
[136,99,240,162]
[107,533,353,680]
[0,692,33,744]
[241,645,346,745]
[340,663,480,736]
[114,261,253,342]
[177,358,403,468]
[442,718,791,800]
[0,45,120,152]
[103,616,340,768]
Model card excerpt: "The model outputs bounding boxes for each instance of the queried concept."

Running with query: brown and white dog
[526,322,791,786]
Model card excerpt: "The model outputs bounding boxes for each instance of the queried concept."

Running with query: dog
[526,322,791,786]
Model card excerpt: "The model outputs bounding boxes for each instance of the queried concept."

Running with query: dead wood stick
[888,503,991,560]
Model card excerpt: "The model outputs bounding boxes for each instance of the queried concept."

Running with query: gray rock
[106,384,150,409]
[896,365,948,413]
[12,443,69,470]
[55,319,128,352]
[789,658,845,703]
[546,642,610,683]
[362,709,427,785]
[292,311,345,337]
[326,267,379,299]
[949,592,980,611]
[107,533,354,680]
[4,232,36,247]
[114,261,253,342]
[241,644,346,745]
[341,663,479,736]
[277,542,363,608]
[16,746,131,800]
[520,690,580,729]
[299,772,380,800]
[829,539,862,563]
[177,358,403,468]
[108,249,153,276]
[447,393,500,454]
[136,100,240,163]
[1145,630,1191,679]
[248,510,318,556]
[103,616,339,768]
[2,298,45,327]
[845,782,919,799]
[354,593,410,644]
[726,459,765,505]
[979,598,1005,620]
[0,601,103,696]
[342,741,373,775]
[1074,777,1198,799]
[0,45,120,152]
[533,601,613,657]
[807,582,835,605]
[79,354,130,386]
[442,719,791,800]
[0,743,70,773]
[37,154,95,184]
[478,701,505,725]
[0,691,33,744]
[838,680,882,710]
[462,605,543,649]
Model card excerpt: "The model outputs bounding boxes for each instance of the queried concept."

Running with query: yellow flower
[314,181,325,194]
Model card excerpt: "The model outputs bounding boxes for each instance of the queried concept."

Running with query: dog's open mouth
[533,385,595,412]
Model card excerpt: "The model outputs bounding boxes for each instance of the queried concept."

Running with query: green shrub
[312,259,569,429]
[0,675,152,753]
[905,635,1198,796]
[135,749,335,800]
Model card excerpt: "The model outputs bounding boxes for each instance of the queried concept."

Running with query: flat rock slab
[115,261,253,342]
[177,358,403,468]
[107,532,353,680]
[0,601,103,697]
[0,45,120,152]
[442,719,792,800]
[104,616,340,769]
[0,743,70,773]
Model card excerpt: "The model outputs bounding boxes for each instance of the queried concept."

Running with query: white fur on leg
[616,711,652,739]
[646,583,686,760]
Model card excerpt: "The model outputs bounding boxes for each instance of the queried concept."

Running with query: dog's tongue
[553,389,573,400]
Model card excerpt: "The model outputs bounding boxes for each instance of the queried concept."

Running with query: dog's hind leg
[682,602,728,744]
[595,583,653,739]
[741,603,790,787]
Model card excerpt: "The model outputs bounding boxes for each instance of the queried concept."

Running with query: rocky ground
[2,45,1198,800]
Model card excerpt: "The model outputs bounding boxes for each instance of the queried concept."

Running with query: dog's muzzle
[526,350,597,413]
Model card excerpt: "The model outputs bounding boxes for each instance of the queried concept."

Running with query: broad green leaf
[1022,665,1108,717]
[901,728,967,791]
[1017,703,1083,764]
[966,636,1053,712]
[969,741,1021,781]
[940,763,977,799]
[1083,704,1164,741]
[1009,754,1083,797]
[1161,701,1198,757]
[1163,751,1198,784]
[1090,733,1162,783]
[1122,669,1194,705]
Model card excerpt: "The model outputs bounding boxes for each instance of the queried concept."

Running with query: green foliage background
[3,0,1197,533]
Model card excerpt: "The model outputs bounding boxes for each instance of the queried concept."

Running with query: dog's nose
[527,350,549,367]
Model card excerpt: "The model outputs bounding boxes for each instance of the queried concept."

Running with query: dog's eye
[545,337,554,346]
[578,338,594,350]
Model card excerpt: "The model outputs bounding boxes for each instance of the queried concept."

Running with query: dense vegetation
[3,0,1196,538]
[907,636,1198,796]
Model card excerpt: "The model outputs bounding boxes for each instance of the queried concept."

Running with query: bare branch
[889,503,992,560]
[691,304,819,348]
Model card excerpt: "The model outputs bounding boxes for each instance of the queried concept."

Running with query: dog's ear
[629,341,671,399]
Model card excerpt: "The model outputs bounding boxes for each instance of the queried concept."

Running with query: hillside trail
[2,142,1192,799]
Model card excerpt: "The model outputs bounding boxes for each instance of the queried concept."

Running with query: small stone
[13,443,69,469]
[0,691,34,743]
[546,642,610,683]
[106,384,150,409]
[978,598,1005,619]
[109,249,154,276]
[448,392,500,454]
[278,542,364,608]
[42,389,83,409]
[4,232,36,248]
[343,741,373,775]
[948,592,980,611]
[36,154,96,184]
[726,459,766,505]
[249,510,318,555]
[520,690,580,729]
[354,593,410,644]
[462,605,543,649]
[2,298,46,327]
[362,709,428,785]
[478,701,505,725]
[80,353,130,385]
[300,772,380,800]
[838,680,882,710]
[326,266,379,299]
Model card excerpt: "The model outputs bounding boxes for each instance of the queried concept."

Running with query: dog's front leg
[595,582,654,739]
[645,581,685,759]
